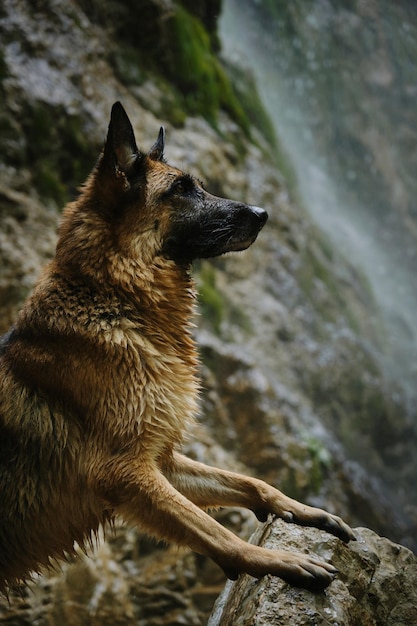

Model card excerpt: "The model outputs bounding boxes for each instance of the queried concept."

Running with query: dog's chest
[102,320,200,445]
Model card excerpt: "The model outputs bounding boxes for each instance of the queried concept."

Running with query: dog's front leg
[164,453,355,543]
[97,460,338,590]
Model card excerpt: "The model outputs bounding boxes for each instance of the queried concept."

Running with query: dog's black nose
[250,205,268,226]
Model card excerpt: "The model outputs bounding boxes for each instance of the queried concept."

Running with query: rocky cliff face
[0,1,415,624]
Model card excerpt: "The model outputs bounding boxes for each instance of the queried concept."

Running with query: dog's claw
[326,518,356,543]
[282,510,294,523]
[317,513,356,543]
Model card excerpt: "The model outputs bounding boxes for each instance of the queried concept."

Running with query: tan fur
[0,103,354,595]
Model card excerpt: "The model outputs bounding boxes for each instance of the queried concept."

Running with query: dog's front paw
[221,547,338,591]
[255,489,356,543]
[276,552,338,591]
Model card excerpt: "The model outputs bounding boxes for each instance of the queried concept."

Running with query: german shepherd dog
[0,102,354,595]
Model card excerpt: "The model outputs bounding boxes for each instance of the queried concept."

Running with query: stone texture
[0,184,59,331]
[209,521,417,626]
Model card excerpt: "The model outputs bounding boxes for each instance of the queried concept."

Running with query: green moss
[21,102,96,205]
[305,436,331,494]
[197,262,224,333]
[196,260,254,337]
[80,2,274,146]
[164,6,247,128]
[214,61,251,134]
[169,6,216,120]
[280,436,331,499]
[223,62,276,148]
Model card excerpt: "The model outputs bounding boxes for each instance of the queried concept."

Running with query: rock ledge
[208,520,417,626]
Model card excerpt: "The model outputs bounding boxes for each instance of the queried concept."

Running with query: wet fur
[0,103,354,595]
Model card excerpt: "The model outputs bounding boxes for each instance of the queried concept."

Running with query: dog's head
[63,102,267,268]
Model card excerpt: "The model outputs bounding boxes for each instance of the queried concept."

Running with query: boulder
[208,520,417,626]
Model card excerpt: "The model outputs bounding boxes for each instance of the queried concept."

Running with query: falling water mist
[220,0,417,405]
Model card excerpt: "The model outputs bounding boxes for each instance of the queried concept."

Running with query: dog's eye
[171,176,194,196]
[173,181,186,194]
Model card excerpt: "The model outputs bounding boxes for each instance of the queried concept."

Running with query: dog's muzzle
[224,204,268,253]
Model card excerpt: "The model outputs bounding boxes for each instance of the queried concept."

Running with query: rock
[208,520,417,626]
[0,184,59,331]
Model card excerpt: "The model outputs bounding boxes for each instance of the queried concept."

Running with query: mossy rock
[19,102,97,205]
[161,5,248,129]
[197,261,224,333]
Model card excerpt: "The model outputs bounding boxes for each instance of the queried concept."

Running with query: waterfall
[220,0,417,404]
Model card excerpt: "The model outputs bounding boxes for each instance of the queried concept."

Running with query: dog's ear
[148,127,165,162]
[100,102,144,185]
